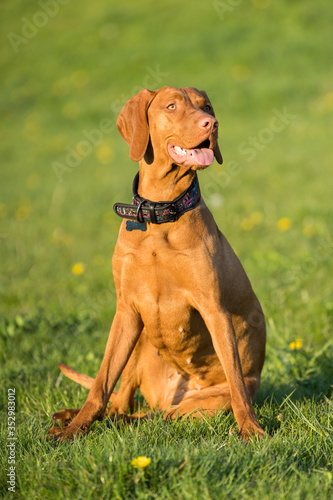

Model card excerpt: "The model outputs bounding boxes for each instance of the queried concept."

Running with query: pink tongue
[189,148,214,166]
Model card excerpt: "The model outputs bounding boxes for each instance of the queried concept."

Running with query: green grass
[1,0,333,498]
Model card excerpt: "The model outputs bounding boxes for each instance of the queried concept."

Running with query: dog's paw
[52,408,80,427]
[47,422,89,441]
[48,426,70,442]
[239,423,266,442]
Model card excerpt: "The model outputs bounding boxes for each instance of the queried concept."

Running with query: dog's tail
[58,363,95,389]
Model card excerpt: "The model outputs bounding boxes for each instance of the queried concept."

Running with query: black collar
[113,172,201,224]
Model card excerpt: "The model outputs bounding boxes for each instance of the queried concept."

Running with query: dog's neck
[137,160,197,202]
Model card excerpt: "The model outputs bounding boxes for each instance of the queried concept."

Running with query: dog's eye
[167,103,176,110]
[203,104,211,112]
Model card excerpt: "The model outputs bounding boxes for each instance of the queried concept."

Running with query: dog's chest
[136,286,215,367]
[116,226,218,362]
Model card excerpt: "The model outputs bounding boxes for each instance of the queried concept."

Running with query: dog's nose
[198,115,218,132]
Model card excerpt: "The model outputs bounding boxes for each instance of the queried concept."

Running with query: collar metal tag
[126,220,147,232]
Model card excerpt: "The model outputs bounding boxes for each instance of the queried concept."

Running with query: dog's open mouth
[168,139,215,168]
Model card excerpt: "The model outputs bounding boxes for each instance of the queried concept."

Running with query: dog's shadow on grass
[256,347,333,407]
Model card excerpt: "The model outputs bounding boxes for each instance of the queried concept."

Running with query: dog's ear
[117,89,156,162]
[214,142,223,165]
[200,90,223,165]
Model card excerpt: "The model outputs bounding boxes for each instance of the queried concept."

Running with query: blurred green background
[0,1,332,364]
[1,0,332,327]
[1,1,333,498]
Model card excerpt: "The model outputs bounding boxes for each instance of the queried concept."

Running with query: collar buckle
[135,199,146,223]
[114,172,200,225]
[165,203,177,223]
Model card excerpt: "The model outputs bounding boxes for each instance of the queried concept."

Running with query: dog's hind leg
[163,377,260,426]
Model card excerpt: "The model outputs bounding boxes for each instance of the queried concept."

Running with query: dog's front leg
[48,304,143,440]
[195,303,265,441]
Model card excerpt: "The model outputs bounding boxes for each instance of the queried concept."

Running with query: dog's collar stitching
[113,172,201,224]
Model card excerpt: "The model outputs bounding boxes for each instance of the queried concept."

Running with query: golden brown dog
[49,87,266,441]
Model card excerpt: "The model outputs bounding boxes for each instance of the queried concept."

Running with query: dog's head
[116,87,223,169]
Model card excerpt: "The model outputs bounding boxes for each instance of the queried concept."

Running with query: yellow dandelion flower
[72,262,85,275]
[131,456,151,469]
[277,217,292,231]
[309,91,333,115]
[96,144,114,165]
[241,212,263,231]
[16,200,32,221]
[250,212,263,225]
[241,218,254,231]
[303,224,315,237]
[289,339,303,350]
[70,69,89,88]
